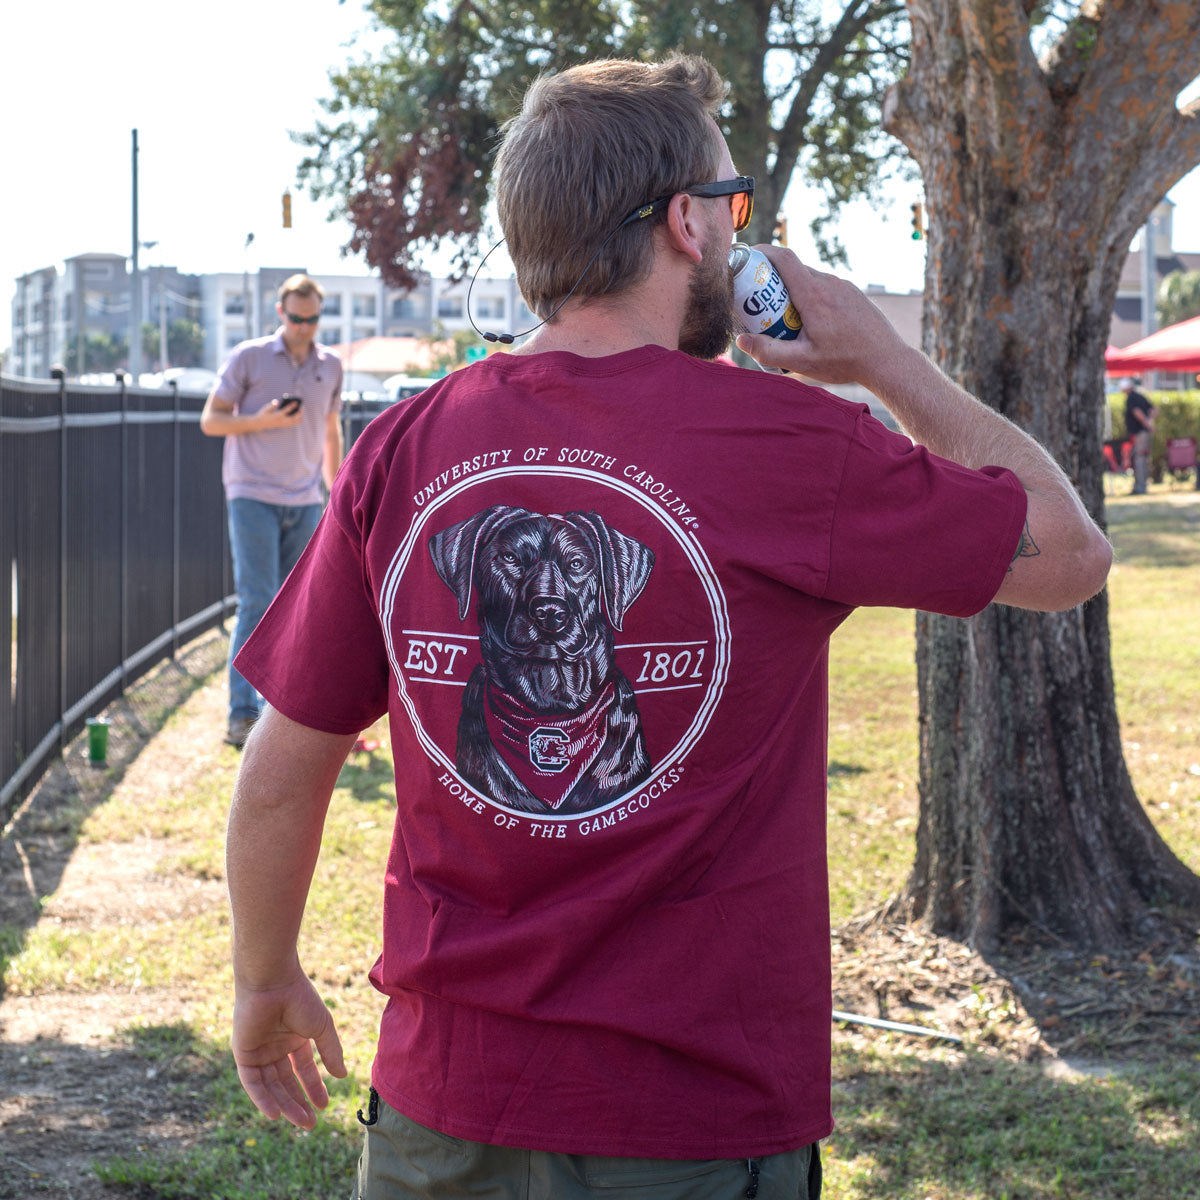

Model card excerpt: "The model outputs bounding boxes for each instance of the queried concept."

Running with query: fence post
[52,365,67,759]
[171,379,181,660]
[117,370,129,693]
[341,398,353,461]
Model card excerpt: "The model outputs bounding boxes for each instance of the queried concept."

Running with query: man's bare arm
[737,247,1112,613]
[227,706,357,1126]
[200,389,303,437]
[323,408,344,492]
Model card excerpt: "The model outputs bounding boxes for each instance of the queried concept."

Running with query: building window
[353,294,376,318]
[83,263,114,281]
[437,296,464,319]
[319,329,341,345]
[391,295,428,320]
[224,292,245,315]
[323,295,342,316]
[475,296,506,320]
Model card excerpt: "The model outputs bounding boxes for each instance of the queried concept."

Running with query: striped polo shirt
[213,329,343,506]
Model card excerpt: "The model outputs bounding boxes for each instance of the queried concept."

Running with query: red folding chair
[1166,437,1197,486]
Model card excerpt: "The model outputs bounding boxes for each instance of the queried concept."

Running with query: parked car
[382,373,434,402]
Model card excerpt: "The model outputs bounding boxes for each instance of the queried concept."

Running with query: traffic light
[282,191,292,229]
[910,201,924,241]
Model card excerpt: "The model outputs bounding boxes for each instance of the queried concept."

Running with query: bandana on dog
[483,681,617,810]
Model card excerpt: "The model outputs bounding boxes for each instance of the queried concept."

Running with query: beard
[677,233,736,360]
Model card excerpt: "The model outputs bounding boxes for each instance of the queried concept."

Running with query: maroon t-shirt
[237,346,1026,1159]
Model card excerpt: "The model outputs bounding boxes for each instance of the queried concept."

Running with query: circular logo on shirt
[379,465,729,823]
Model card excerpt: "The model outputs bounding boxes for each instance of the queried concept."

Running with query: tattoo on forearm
[1009,521,1041,570]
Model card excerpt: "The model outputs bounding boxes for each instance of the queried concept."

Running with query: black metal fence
[1,375,395,818]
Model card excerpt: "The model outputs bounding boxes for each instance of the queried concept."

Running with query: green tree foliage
[66,332,128,374]
[296,0,909,289]
[142,321,161,364]
[141,319,206,368]
[1157,269,1200,330]
[167,319,206,368]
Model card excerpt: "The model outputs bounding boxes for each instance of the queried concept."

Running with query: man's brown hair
[495,55,728,319]
[277,273,325,306]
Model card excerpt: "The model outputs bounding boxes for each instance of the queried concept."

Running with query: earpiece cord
[466,207,658,345]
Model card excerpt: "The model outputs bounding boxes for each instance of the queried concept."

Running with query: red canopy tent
[1105,315,1200,375]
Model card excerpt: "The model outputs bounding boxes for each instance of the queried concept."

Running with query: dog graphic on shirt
[428,505,654,815]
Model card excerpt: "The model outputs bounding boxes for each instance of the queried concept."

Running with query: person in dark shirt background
[1122,376,1156,495]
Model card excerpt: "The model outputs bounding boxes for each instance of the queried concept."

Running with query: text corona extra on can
[729,243,802,376]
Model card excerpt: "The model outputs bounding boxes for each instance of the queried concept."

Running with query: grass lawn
[3,486,1198,1199]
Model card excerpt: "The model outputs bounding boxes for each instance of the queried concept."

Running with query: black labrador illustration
[428,506,655,814]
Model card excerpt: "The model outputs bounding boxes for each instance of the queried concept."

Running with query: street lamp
[140,240,169,374]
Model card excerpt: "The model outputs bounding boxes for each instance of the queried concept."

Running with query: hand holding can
[736,245,912,388]
[729,244,803,340]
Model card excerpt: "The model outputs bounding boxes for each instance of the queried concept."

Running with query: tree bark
[882,0,1200,950]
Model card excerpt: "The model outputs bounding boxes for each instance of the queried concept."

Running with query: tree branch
[1053,0,1200,110]
[774,0,892,170]
[1154,101,1200,198]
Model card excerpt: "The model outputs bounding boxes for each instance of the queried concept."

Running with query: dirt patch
[40,840,225,927]
[0,999,216,1199]
[832,918,1200,1067]
[0,631,230,1198]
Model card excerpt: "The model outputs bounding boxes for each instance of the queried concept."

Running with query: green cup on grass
[86,717,109,764]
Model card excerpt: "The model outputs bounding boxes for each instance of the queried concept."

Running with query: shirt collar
[272,326,318,367]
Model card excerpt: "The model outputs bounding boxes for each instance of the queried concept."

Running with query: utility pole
[243,232,255,339]
[130,129,143,381]
[1141,213,1158,339]
[1142,212,1158,389]
[159,265,170,372]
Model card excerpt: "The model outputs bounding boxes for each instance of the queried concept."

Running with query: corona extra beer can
[729,243,803,341]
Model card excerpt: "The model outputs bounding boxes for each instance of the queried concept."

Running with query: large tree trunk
[882,0,1200,950]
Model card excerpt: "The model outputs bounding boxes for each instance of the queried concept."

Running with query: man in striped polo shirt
[201,273,344,747]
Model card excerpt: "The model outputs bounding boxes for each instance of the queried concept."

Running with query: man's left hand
[232,972,347,1129]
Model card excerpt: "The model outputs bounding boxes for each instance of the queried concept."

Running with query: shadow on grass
[828,1042,1200,1199]
[0,630,228,1003]
[0,1017,364,1199]
[1105,493,1200,569]
[338,745,397,808]
[829,761,869,780]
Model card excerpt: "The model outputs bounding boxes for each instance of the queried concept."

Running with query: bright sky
[4,0,1200,353]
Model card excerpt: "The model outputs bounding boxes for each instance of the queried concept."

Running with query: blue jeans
[226,497,323,722]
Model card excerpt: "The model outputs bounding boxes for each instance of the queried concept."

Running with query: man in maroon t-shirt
[225,55,1111,1199]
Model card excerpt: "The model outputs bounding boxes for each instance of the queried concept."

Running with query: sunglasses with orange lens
[620,175,755,233]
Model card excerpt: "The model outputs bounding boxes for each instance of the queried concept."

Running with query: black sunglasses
[283,311,321,325]
[621,175,755,233]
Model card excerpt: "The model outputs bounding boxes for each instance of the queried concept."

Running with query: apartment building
[10,252,201,378]
[10,265,58,378]
[9,254,538,380]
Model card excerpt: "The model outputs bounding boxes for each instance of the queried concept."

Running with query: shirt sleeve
[234,502,391,735]
[213,345,248,406]
[821,408,1028,617]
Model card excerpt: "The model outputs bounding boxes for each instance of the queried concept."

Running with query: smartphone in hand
[280,394,303,415]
